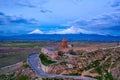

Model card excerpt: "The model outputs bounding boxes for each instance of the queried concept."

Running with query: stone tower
[62,38,67,48]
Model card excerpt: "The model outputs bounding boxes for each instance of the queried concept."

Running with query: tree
[58,51,64,56]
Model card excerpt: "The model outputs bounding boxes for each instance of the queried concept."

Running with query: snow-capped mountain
[28,29,43,34]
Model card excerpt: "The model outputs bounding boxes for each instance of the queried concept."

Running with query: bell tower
[62,38,67,48]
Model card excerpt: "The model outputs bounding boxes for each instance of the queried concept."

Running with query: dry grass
[0,41,48,68]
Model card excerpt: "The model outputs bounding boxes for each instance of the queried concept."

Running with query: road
[28,53,96,80]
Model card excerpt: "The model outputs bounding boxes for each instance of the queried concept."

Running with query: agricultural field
[0,40,48,68]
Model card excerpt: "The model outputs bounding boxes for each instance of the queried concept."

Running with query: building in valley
[62,38,68,48]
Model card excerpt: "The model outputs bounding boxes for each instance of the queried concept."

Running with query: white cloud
[28,29,43,34]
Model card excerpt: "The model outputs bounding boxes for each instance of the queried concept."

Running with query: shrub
[23,62,29,68]
[68,50,76,55]
[0,74,7,80]
[17,75,29,80]
[58,51,64,56]
[39,53,56,66]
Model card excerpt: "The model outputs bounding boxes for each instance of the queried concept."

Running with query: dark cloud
[16,2,36,8]
[16,0,48,8]
[16,0,52,13]
[0,12,4,15]
[16,0,37,8]
[17,1,52,13]
[72,12,120,27]
[0,12,37,25]
[67,12,120,35]
[40,9,52,13]
[111,0,120,7]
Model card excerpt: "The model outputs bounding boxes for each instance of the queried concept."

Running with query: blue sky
[0,0,120,36]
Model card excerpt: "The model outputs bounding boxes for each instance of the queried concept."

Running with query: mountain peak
[28,29,43,34]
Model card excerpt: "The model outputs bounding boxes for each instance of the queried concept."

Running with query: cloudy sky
[0,0,120,36]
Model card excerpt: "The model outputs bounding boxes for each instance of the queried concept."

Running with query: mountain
[0,34,120,41]
[28,29,43,34]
